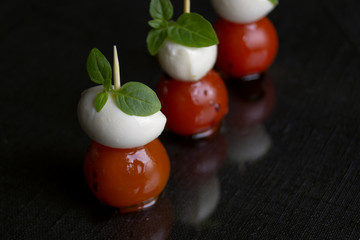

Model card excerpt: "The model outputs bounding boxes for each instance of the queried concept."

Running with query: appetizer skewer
[78,47,170,212]
[147,0,228,138]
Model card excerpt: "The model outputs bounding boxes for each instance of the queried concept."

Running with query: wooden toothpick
[113,45,120,90]
[184,0,190,13]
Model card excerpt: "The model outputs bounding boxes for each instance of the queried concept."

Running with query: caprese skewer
[78,47,170,212]
[147,0,229,138]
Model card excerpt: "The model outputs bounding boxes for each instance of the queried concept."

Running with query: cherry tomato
[214,17,278,79]
[84,138,170,212]
[156,70,228,137]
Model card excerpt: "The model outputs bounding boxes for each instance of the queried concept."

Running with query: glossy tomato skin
[156,70,228,137]
[214,17,278,78]
[84,138,170,212]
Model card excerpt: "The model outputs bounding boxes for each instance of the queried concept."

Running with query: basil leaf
[149,0,173,21]
[268,0,278,5]
[94,90,108,112]
[147,28,168,56]
[115,82,161,116]
[168,13,218,47]
[103,78,112,91]
[148,19,167,29]
[86,48,112,85]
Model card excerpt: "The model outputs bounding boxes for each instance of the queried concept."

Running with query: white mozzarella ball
[211,0,277,24]
[78,85,166,149]
[157,40,217,81]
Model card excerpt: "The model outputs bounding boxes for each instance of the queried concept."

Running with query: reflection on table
[161,132,227,225]
[225,73,276,169]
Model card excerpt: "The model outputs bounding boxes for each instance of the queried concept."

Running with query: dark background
[1,0,360,239]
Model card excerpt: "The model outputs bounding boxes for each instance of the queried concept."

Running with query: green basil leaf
[94,90,109,112]
[146,28,168,56]
[168,13,218,47]
[115,82,161,116]
[103,78,112,91]
[149,0,173,21]
[86,48,112,84]
[268,0,278,5]
[148,19,167,29]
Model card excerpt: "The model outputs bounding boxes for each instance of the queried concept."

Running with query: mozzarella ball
[211,0,277,24]
[157,40,217,81]
[78,85,166,148]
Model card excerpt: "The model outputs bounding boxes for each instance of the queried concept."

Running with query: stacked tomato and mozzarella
[155,39,229,137]
[211,0,278,79]
[77,85,166,148]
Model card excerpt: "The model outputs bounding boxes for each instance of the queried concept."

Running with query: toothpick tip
[113,45,121,90]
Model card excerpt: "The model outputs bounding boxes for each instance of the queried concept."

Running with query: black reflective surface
[2,0,360,239]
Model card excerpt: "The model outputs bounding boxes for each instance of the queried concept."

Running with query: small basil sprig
[86,48,161,115]
[146,0,219,56]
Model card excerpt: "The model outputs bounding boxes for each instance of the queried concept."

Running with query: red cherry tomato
[214,17,278,78]
[156,70,228,137]
[84,139,170,212]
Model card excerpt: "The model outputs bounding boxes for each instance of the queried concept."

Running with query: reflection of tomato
[156,70,228,137]
[214,17,278,78]
[226,74,275,128]
[84,139,170,212]
[161,133,226,225]
[162,132,227,182]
